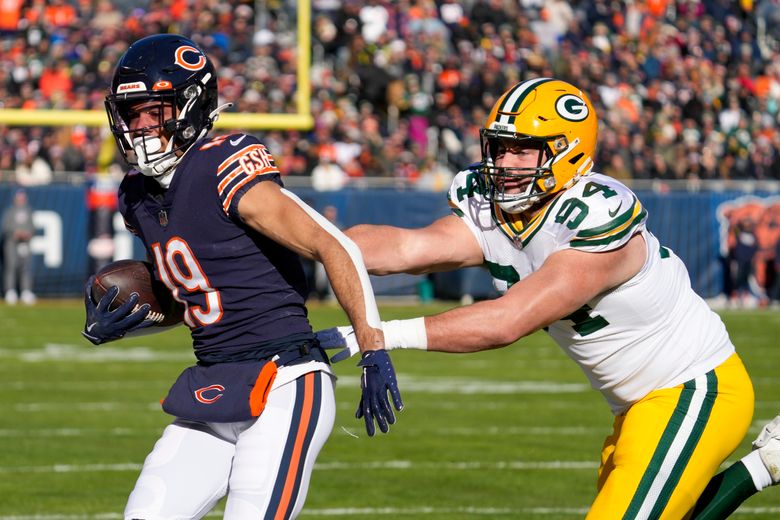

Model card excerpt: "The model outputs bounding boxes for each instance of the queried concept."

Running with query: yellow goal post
[0,0,312,131]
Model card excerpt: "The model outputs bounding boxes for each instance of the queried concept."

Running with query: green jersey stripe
[490,204,522,241]
[490,192,563,243]
[569,209,647,248]
[485,260,520,287]
[575,197,640,239]
[521,194,565,246]
[448,189,465,218]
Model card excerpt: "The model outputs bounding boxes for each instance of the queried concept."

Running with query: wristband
[382,318,428,350]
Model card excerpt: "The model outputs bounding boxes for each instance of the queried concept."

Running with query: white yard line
[334,376,588,394]
[0,459,598,474]
[1,506,779,519]
[0,428,151,437]
[0,426,603,437]
[0,343,193,362]
[12,402,160,412]
[0,463,143,474]
[2,457,759,476]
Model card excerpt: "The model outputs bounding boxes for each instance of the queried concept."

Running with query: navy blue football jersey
[118,133,312,360]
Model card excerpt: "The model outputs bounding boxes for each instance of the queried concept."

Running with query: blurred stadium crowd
[1,0,780,189]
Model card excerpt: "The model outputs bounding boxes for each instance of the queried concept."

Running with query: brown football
[91,260,185,327]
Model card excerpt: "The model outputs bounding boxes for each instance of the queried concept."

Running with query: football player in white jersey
[319,78,780,518]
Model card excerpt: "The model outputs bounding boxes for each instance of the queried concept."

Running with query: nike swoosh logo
[86,323,96,332]
[608,203,622,218]
[230,135,247,146]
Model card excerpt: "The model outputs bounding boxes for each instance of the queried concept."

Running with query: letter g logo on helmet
[555,94,589,122]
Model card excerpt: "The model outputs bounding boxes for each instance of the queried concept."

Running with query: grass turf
[0,301,779,518]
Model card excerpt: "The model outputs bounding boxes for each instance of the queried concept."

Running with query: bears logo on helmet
[174,45,207,71]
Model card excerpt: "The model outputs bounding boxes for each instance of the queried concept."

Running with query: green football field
[1,301,780,519]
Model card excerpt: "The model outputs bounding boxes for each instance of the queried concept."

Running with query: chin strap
[209,102,233,124]
[153,169,176,189]
[133,136,176,179]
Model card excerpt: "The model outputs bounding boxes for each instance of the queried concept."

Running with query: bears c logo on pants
[194,384,225,404]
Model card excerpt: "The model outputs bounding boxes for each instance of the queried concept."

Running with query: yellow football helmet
[480,77,598,214]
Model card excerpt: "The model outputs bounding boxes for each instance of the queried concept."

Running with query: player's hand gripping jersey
[119,133,317,366]
[448,169,734,414]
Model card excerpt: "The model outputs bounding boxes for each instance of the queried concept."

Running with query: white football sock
[741,450,774,491]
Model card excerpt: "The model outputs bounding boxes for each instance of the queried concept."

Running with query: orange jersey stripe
[216,144,263,175]
[221,173,256,213]
[274,373,315,520]
[217,165,243,194]
[220,166,279,214]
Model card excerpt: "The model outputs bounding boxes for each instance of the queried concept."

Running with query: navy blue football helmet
[105,34,219,178]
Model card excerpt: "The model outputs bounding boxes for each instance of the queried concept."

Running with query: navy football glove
[82,276,153,345]
[356,350,404,436]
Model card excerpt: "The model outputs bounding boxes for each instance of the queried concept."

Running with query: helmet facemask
[105,74,214,188]
[480,128,567,214]
[480,78,598,217]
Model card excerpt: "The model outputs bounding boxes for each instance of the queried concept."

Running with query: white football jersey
[448,169,735,414]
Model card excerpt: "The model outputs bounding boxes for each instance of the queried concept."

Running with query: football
[91,259,185,327]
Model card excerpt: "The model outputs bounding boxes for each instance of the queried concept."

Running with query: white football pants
[124,370,336,520]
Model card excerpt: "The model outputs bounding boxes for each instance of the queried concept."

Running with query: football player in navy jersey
[82,34,402,519]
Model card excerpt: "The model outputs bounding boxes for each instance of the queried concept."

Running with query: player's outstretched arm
[422,233,648,352]
[323,233,648,360]
[345,215,484,275]
[237,181,402,435]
